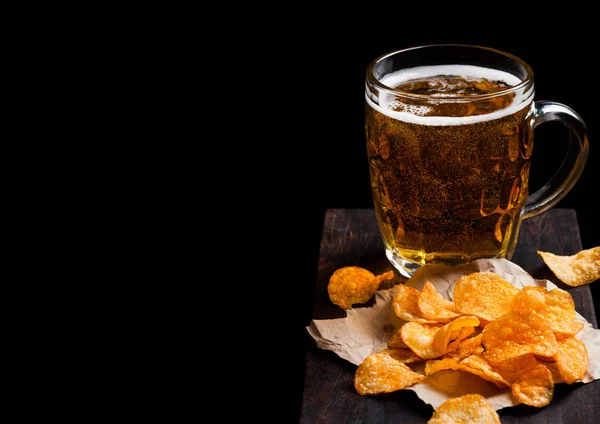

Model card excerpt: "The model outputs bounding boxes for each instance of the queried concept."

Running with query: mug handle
[522,101,589,219]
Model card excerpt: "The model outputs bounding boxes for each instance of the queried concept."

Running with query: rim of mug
[366,44,534,101]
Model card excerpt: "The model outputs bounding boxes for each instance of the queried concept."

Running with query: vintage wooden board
[301,208,599,423]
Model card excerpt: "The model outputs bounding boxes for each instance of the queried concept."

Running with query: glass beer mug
[365,45,589,278]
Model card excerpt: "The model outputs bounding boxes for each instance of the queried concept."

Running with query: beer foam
[369,65,533,126]
[387,100,432,116]
[380,65,522,88]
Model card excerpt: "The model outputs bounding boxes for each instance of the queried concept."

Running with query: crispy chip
[555,335,588,384]
[511,364,554,407]
[482,312,557,366]
[354,349,425,395]
[442,333,484,361]
[478,318,491,328]
[493,353,539,383]
[418,281,462,321]
[387,327,408,349]
[446,327,476,352]
[432,316,480,356]
[328,267,394,309]
[453,271,519,321]
[542,288,584,336]
[392,284,442,324]
[382,347,423,364]
[538,247,600,287]
[400,322,442,359]
[427,393,500,424]
[426,355,508,388]
[540,361,564,384]
[460,354,510,388]
[510,286,584,337]
[425,358,461,375]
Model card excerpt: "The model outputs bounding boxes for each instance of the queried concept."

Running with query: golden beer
[366,66,533,270]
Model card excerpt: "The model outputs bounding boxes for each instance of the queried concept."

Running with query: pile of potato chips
[342,270,589,421]
[325,246,598,422]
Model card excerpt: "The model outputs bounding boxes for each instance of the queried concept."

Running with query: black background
[266,24,599,422]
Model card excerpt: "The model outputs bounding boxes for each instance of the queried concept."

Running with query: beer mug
[365,44,589,278]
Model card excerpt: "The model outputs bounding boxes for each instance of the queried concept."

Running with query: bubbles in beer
[378,134,390,159]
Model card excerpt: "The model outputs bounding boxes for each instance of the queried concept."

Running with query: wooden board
[301,208,599,423]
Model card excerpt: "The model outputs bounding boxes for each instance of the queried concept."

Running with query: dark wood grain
[301,208,599,424]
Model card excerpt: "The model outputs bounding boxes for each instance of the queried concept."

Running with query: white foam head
[367,65,533,126]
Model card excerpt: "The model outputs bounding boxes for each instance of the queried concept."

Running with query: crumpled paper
[306,258,600,410]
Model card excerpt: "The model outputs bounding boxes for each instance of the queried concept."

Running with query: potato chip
[328,267,394,309]
[534,353,555,363]
[511,364,554,407]
[446,327,476,352]
[481,312,557,366]
[383,347,423,364]
[493,353,539,383]
[418,281,462,321]
[453,271,519,321]
[478,318,491,328]
[510,286,584,337]
[538,247,600,287]
[427,393,500,424]
[542,288,584,336]
[424,357,460,374]
[387,327,408,349]
[432,316,480,355]
[539,361,564,384]
[460,354,510,388]
[354,348,425,395]
[426,356,508,388]
[442,333,484,361]
[400,322,442,359]
[555,335,588,384]
[392,284,442,324]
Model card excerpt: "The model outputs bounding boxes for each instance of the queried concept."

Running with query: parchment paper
[306,258,600,410]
